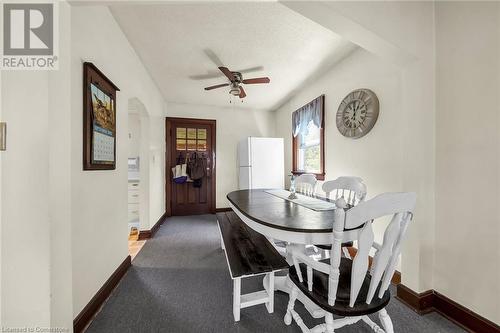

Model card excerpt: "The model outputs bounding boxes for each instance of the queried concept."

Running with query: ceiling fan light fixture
[229,86,240,96]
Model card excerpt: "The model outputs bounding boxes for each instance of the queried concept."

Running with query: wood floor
[128,232,146,260]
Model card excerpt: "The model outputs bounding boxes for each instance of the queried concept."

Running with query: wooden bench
[216,211,289,322]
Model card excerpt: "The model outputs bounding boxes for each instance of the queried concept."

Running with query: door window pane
[197,140,207,151]
[187,128,197,139]
[176,128,186,139]
[176,139,186,151]
[197,129,207,140]
[187,139,197,151]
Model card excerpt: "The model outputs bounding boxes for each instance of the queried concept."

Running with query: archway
[127,97,150,258]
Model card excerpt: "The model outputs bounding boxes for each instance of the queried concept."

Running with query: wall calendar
[83,62,120,170]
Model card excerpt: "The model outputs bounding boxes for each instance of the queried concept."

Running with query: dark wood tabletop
[227,189,337,233]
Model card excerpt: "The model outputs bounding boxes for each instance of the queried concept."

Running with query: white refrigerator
[238,137,284,190]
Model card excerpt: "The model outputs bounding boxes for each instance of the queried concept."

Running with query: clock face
[336,89,379,139]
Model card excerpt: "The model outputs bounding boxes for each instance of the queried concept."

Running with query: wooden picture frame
[83,62,120,170]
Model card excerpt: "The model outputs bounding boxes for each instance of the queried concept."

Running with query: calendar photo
[83,63,120,170]
[91,83,115,163]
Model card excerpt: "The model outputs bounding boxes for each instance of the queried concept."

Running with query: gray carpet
[86,215,465,332]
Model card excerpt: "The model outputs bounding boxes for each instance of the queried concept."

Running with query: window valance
[292,95,324,138]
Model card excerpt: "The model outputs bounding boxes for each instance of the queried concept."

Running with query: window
[175,127,207,152]
[292,95,325,180]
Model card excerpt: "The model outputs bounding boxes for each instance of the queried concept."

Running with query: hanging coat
[188,152,207,180]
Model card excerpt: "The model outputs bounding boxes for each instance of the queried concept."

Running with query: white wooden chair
[295,174,318,197]
[322,176,367,207]
[293,174,321,255]
[284,192,416,333]
[319,177,368,258]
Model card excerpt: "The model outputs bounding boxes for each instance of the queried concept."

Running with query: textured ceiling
[110,3,356,110]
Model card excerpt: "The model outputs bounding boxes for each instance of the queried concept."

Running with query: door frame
[165,117,216,216]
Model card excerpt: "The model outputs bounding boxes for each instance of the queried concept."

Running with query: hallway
[86,215,465,333]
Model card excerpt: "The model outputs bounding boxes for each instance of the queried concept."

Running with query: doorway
[127,98,149,259]
[166,117,216,216]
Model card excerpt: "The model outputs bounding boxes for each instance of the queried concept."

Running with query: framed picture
[83,62,120,170]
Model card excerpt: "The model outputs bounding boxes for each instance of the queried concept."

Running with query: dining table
[226,189,362,319]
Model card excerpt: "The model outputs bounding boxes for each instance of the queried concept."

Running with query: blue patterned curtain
[292,95,324,138]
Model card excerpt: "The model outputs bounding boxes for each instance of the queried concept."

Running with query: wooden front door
[166,118,216,216]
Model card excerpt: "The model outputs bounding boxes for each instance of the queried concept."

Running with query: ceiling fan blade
[219,67,235,81]
[204,83,229,90]
[239,86,247,98]
[237,66,264,74]
[204,48,224,67]
[189,70,224,80]
[242,77,270,84]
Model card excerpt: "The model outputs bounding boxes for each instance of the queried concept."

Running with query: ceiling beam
[279,1,417,67]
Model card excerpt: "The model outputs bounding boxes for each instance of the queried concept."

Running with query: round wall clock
[336,89,379,139]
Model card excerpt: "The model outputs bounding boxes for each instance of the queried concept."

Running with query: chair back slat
[322,177,367,206]
[365,213,402,303]
[295,174,317,197]
[377,213,411,298]
[348,221,374,307]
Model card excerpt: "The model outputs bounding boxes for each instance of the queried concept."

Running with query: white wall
[166,102,275,208]
[435,1,500,324]
[138,113,150,229]
[148,115,166,224]
[1,71,52,327]
[274,48,403,247]
[128,113,141,158]
[282,0,436,293]
[0,4,73,329]
[48,3,73,328]
[70,5,165,317]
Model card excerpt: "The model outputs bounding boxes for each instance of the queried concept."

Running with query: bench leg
[265,272,275,313]
[233,277,241,322]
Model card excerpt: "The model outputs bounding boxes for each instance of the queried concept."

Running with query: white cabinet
[128,180,140,227]
[128,204,139,223]
[128,191,140,204]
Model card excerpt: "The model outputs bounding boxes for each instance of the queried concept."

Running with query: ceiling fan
[204,66,270,99]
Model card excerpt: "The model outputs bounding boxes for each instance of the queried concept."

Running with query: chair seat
[289,258,390,317]
[315,241,353,251]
